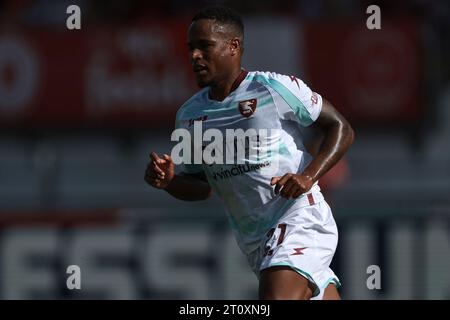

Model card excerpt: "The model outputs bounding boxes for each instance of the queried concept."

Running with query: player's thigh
[259,266,314,300]
[322,283,341,300]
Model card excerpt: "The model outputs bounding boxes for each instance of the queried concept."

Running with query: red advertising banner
[0,20,197,129]
[0,19,423,128]
[303,20,422,126]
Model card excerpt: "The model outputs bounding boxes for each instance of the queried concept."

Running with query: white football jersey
[175,70,325,255]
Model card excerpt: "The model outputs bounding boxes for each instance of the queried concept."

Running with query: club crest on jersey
[238,99,257,118]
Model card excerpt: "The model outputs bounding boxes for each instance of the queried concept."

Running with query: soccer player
[145,6,354,300]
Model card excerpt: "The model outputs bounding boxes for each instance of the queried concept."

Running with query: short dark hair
[192,5,244,38]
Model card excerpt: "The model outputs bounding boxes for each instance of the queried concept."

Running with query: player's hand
[270,173,314,199]
[144,152,175,189]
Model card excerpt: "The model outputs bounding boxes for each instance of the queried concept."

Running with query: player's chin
[194,74,212,88]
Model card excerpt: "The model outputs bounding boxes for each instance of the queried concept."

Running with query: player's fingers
[145,166,158,178]
[274,179,285,194]
[270,176,281,186]
[150,170,165,180]
[274,174,292,194]
[292,189,304,199]
[280,179,297,198]
[163,154,173,163]
[150,152,164,165]
[151,162,165,176]
[281,177,298,199]
[146,166,164,181]
[150,152,160,162]
[144,173,160,186]
[145,164,165,182]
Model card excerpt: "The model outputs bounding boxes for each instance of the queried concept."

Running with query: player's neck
[208,67,245,101]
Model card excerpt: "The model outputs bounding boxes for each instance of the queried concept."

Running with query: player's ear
[229,38,240,56]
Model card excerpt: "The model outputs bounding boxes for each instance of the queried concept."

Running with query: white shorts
[246,197,341,299]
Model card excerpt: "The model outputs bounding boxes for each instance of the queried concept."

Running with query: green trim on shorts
[262,262,320,298]
[323,277,342,289]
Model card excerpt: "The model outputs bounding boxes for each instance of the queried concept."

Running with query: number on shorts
[263,223,287,257]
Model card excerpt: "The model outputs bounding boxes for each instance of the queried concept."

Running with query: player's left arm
[272,98,354,198]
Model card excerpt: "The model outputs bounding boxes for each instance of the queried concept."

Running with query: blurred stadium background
[0,0,449,299]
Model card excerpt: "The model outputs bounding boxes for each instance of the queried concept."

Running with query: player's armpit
[315,98,352,131]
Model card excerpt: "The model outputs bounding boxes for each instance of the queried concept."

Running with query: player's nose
[190,48,203,61]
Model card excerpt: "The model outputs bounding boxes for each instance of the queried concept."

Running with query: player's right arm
[145,152,212,201]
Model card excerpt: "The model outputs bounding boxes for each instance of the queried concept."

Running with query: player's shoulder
[247,71,309,95]
[248,70,299,85]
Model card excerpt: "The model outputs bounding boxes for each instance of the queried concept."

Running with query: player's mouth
[193,64,208,75]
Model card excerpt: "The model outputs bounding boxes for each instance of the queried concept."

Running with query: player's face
[187,20,234,87]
